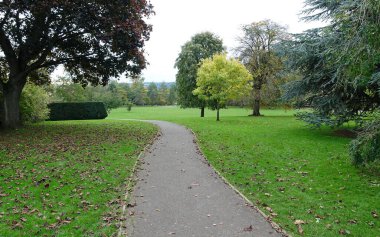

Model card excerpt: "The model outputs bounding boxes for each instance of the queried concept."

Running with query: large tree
[235,20,287,116]
[282,0,380,127]
[193,54,252,121]
[0,0,153,128]
[174,32,225,117]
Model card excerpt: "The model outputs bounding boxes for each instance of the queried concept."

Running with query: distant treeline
[48,76,177,111]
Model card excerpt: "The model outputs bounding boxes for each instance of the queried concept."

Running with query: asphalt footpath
[126,120,283,237]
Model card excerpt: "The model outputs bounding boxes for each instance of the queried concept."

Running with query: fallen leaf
[371,211,378,218]
[11,221,23,229]
[243,225,253,232]
[297,224,304,235]
[294,220,305,225]
[339,229,351,235]
[278,187,285,192]
[348,219,357,224]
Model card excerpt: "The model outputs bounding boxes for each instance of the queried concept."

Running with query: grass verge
[109,106,380,237]
[0,120,157,237]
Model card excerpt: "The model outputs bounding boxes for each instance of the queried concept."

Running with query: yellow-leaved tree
[193,54,252,121]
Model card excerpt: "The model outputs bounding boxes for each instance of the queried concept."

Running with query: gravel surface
[127,120,282,237]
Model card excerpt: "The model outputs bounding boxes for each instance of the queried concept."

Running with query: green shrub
[20,83,50,123]
[48,102,108,121]
[349,120,380,167]
[126,101,133,111]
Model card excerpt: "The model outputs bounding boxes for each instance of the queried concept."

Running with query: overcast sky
[53,0,323,83]
[140,0,323,83]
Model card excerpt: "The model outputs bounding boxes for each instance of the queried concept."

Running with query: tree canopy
[283,0,380,127]
[174,32,225,117]
[0,0,154,128]
[193,54,252,121]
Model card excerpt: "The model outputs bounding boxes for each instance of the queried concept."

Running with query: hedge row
[48,102,108,121]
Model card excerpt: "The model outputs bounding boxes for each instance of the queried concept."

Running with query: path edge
[117,125,161,237]
[188,128,292,237]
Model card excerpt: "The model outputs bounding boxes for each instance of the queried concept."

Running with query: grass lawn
[0,120,157,236]
[109,106,380,237]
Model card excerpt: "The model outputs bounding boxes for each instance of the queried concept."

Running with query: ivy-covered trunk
[252,85,261,116]
[1,80,25,129]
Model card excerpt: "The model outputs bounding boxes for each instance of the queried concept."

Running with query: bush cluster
[20,83,50,123]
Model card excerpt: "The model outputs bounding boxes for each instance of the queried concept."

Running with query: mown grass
[110,106,380,237]
[0,120,157,237]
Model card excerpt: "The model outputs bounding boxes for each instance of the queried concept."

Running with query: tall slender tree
[175,32,225,117]
[0,1,153,128]
[147,82,159,105]
[235,20,287,116]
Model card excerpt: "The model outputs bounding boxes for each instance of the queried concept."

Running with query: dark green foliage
[48,102,107,121]
[283,0,380,127]
[175,32,225,111]
[350,119,380,167]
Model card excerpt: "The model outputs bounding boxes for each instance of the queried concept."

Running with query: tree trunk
[200,107,205,117]
[216,108,220,121]
[1,82,24,129]
[252,86,261,116]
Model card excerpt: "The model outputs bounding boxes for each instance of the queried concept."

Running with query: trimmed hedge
[48,102,108,121]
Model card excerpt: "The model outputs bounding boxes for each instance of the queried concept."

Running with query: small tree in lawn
[175,32,225,117]
[193,54,252,121]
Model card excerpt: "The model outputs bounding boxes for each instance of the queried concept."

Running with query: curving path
[125,120,283,237]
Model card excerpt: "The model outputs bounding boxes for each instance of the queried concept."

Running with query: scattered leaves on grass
[0,121,157,236]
